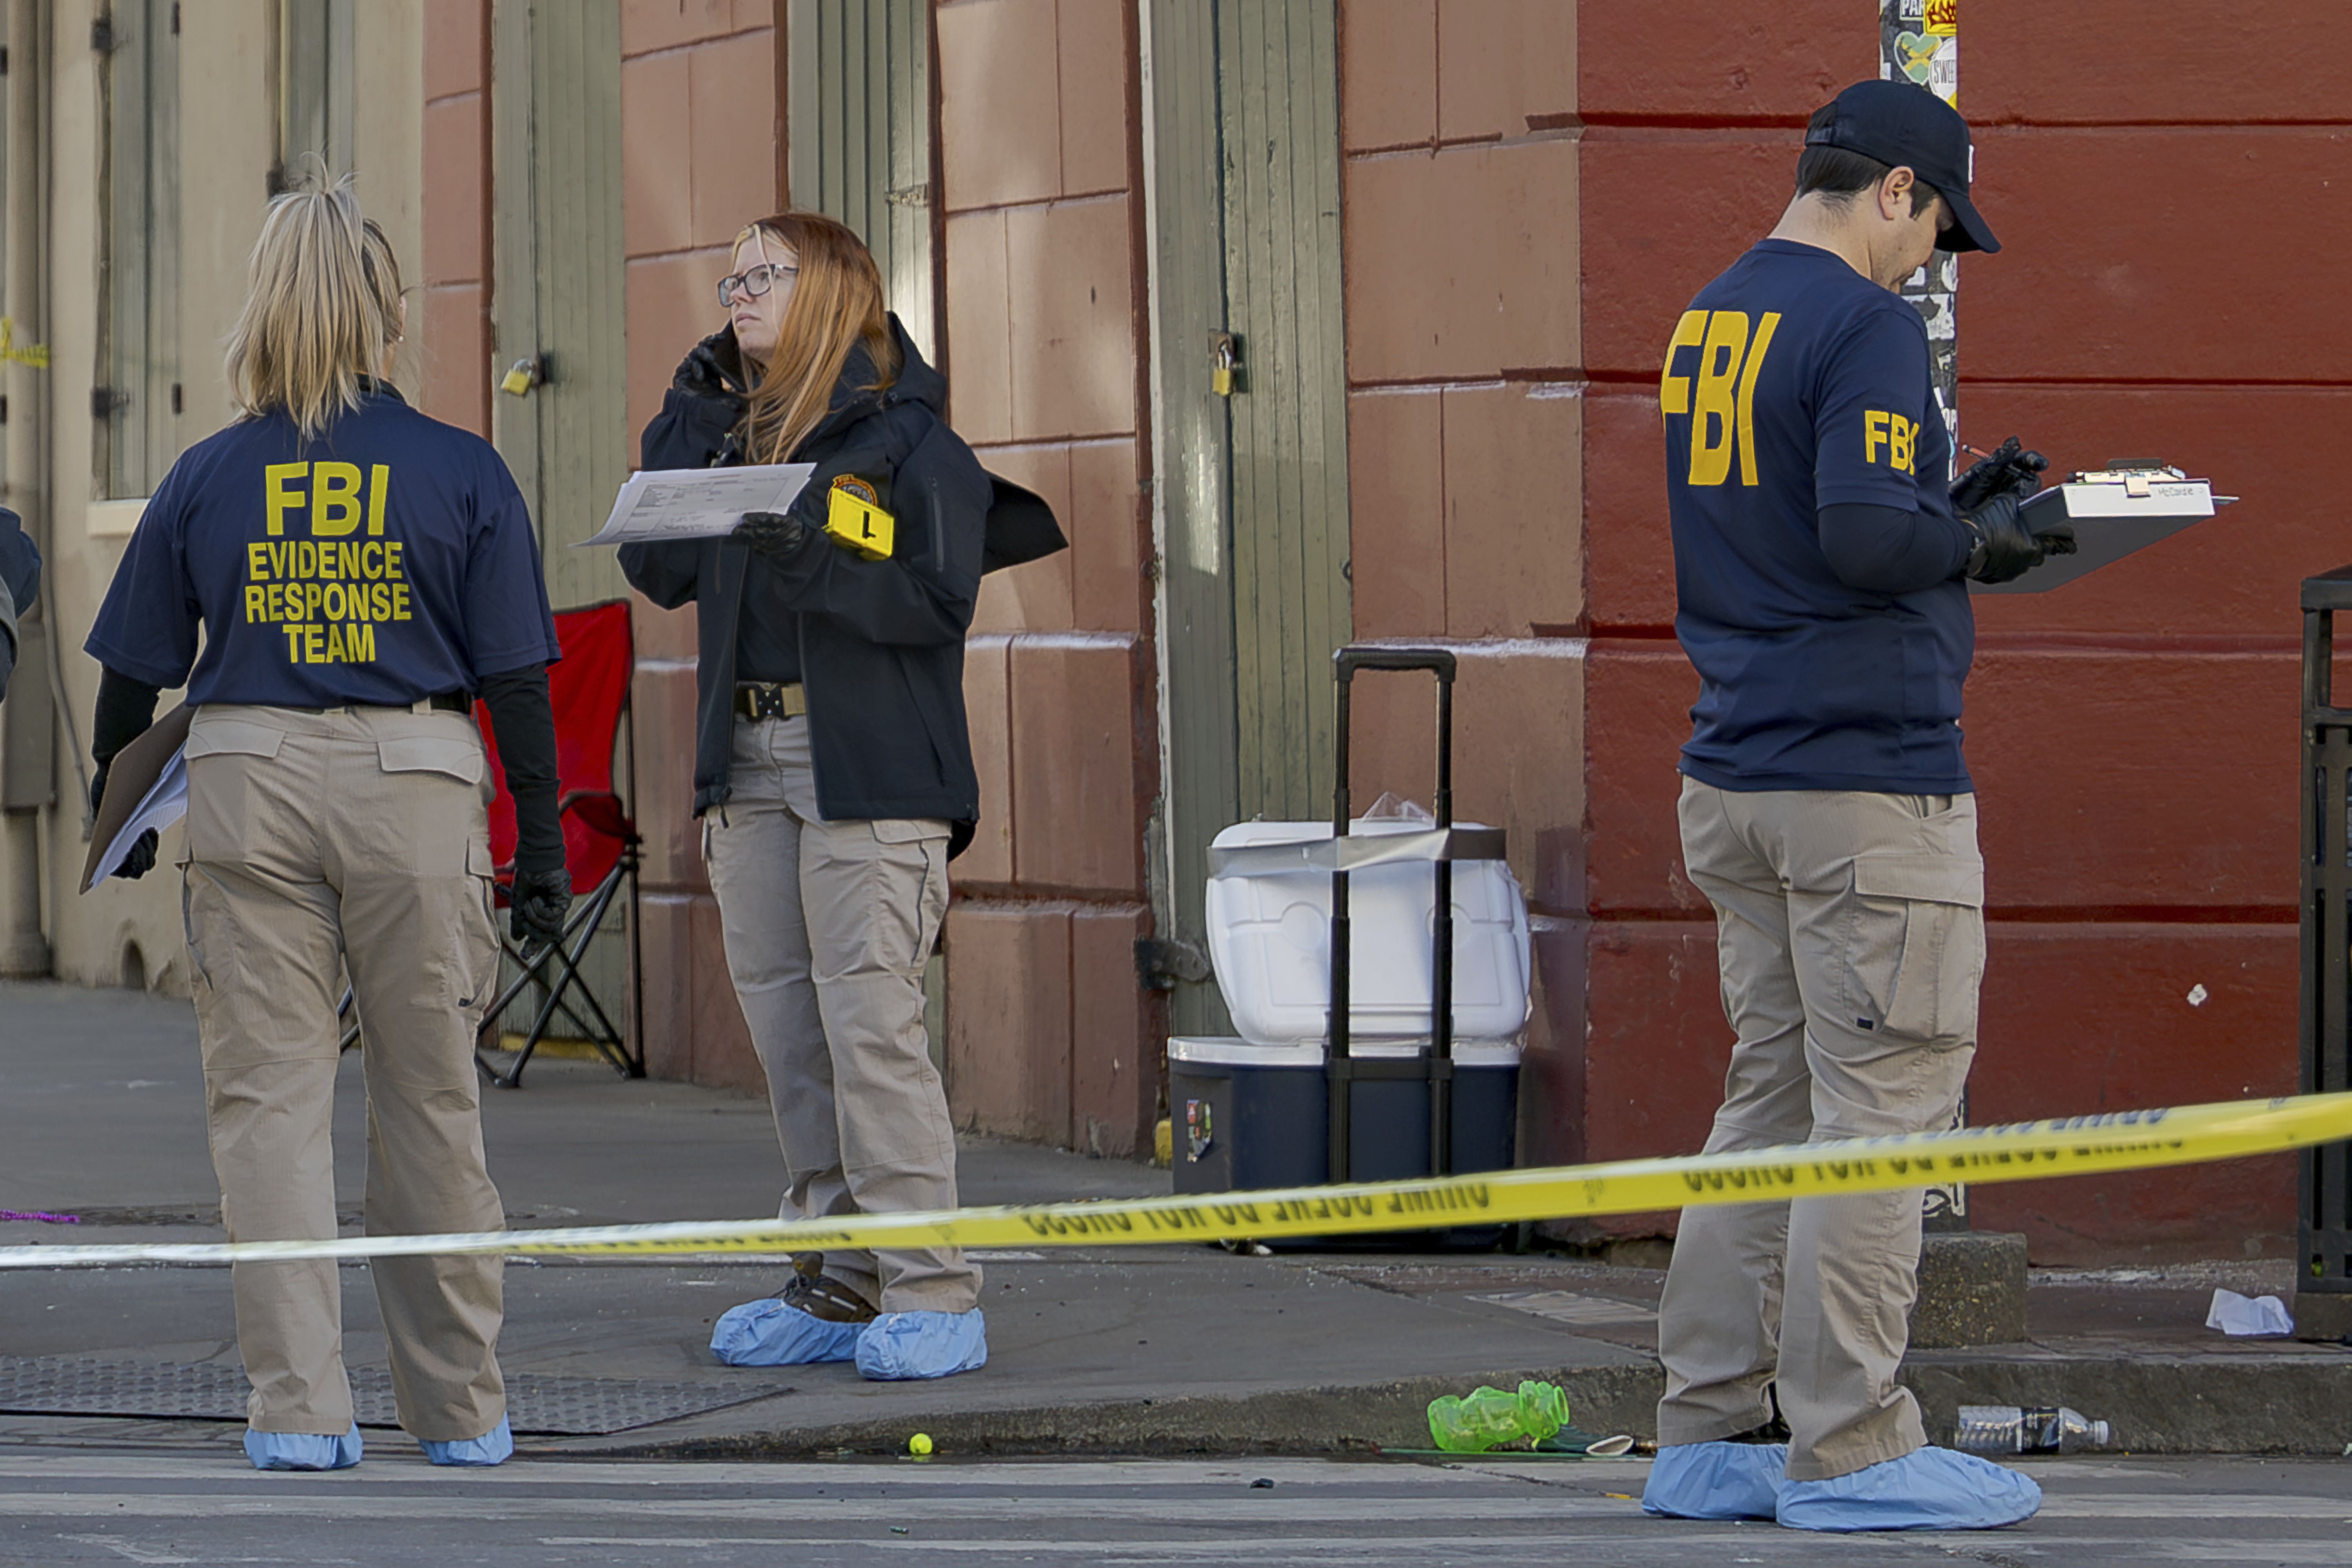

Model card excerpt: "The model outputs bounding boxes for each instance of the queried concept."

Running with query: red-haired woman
[620,212,989,1380]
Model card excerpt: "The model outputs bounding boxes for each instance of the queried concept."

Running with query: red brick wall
[620,0,779,1094]
[935,0,1159,1158]
[1569,0,2334,1261]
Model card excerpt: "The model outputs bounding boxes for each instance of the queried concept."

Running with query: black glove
[1959,490,2051,585]
[678,330,747,400]
[733,509,817,561]
[1951,436,2049,512]
[510,865,573,948]
[88,763,158,880]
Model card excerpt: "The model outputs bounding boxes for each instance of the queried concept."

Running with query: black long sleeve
[479,664,564,877]
[92,666,163,770]
[1816,502,1971,596]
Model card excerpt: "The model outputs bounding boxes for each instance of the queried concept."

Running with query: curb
[548,1350,2352,1461]
[548,1365,1670,1461]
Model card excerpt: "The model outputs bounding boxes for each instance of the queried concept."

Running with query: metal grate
[2299,570,2352,1297]
[0,1356,789,1435]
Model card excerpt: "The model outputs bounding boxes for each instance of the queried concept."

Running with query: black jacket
[620,318,991,844]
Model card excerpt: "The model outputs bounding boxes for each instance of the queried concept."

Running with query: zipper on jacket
[929,476,945,573]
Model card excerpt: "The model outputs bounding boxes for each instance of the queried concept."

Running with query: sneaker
[777,1253,880,1324]
[244,1423,363,1472]
[1641,1438,1788,1520]
[421,1415,514,1468]
[1776,1446,2042,1532]
[855,1308,988,1381]
[709,1255,880,1367]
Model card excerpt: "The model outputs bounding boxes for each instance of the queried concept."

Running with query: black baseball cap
[1805,79,1998,254]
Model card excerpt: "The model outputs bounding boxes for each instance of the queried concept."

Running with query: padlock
[1209,330,1241,398]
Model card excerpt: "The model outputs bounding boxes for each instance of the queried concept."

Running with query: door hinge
[1135,936,1212,992]
[91,387,127,418]
[91,16,116,54]
[886,183,931,208]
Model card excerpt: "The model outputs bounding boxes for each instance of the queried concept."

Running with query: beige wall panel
[1435,0,1577,143]
[354,0,427,338]
[1343,137,1578,382]
[1055,0,1127,197]
[936,0,1062,211]
[942,209,1013,442]
[175,0,276,440]
[965,444,1074,633]
[1345,386,1445,637]
[1339,0,1436,152]
[1439,383,1582,637]
[1004,195,1134,441]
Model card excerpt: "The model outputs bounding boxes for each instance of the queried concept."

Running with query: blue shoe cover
[244,1424,363,1472]
[1777,1445,2042,1532]
[710,1297,864,1366]
[421,1415,514,1468]
[854,1308,988,1381]
[1641,1440,1787,1520]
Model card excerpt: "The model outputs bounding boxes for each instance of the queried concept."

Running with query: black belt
[282,691,470,715]
[734,681,808,721]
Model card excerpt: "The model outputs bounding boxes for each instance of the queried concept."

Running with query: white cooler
[1204,817,1532,1045]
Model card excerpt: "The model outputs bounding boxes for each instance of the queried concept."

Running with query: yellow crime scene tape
[5,1091,2349,1270]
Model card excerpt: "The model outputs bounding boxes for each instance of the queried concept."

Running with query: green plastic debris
[1426,1379,1572,1454]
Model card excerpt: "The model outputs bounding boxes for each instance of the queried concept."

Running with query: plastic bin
[1169,1035,1520,1194]
[1205,817,1531,1045]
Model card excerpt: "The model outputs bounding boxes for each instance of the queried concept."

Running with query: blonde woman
[621,211,992,1379]
[84,182,568,1469]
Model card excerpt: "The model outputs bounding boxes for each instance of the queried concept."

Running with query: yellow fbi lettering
[1661,309,1781,487]
[264,461,392,537]
[1864,409,1918,474]
[246,464,411,665]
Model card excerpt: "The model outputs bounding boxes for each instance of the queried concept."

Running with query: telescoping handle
[1328,647,1460,1185]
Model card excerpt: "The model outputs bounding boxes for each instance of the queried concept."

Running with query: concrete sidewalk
[2,981,2348,1462]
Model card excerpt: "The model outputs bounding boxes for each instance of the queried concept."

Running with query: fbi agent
[1643,82,2065,1531]
[621,211,995,1379]
[84,183,567,1471]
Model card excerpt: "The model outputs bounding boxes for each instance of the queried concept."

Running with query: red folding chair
[470,600,644,1087]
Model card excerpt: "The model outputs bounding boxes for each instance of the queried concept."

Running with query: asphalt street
[1,1452,2348,1566]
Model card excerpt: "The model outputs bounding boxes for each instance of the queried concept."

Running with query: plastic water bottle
[1426,1380,1570,1453]
[1955,1404,2110,1454]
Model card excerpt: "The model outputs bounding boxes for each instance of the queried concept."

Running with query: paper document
[1970,465,2234,596]
[578,463,816,547]
[89,746,187,886]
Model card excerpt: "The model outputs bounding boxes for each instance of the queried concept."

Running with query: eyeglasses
[717,263,797,309]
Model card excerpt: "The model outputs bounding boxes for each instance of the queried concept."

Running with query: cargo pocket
[459,837,501,1012]
[376,734,485,785]
[1842,852,1985,1049]
[870,818,951,970]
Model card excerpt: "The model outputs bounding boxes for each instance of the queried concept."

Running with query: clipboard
[1969,466,2236,595]
[80,703,193,893]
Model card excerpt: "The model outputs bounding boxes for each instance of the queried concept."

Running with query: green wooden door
[1148,0,1351,1039]
[489,0,632,1052]
[786,0,934,358]
[491,0,628,607]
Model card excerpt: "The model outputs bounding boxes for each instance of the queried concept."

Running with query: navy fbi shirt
[1661,239,1973,795]
[89,388,561,706]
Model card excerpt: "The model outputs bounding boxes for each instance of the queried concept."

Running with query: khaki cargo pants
[704,714,980,1314]
[181,704,506,1443]
[1655,777,1981,1482]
